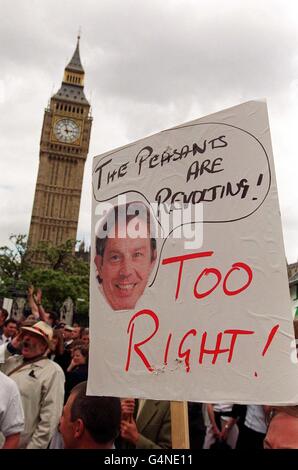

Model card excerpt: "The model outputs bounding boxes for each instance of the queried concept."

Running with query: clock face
[53,118,80,143]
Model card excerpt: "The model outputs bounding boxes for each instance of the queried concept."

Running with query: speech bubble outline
[92,122,272,286]
[93,122,271,222]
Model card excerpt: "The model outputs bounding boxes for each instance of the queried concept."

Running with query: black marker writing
[186,158,224,182]
[95,160,129,189]
[155,178,249,206]
[135,136,228,176]
[95,159,112,190]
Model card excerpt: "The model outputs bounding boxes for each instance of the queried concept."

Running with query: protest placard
[88,100,298,404]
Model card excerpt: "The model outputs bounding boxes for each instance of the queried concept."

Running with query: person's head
[94,202,157,311]
[56,321,66,332]
[63,326,74,341]
[3,319,18,338]
[46,311,58,327]
[0,307,9,327]
[50,329,65,354]
[59,381,121,449]
[70,340,84,357]
[71,326,82,340]
[81,328,89,346]
[72,346,88,366]
[20,321,53,360]
[264,408,298,449]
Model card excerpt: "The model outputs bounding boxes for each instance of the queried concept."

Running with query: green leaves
[0,235,90,317]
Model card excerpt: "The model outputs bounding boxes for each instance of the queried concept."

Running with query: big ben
[28,36,92,258]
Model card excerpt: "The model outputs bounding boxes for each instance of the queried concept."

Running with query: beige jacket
[0,346,65,449]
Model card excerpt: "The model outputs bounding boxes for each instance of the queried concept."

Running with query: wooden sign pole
[170,401,190,449]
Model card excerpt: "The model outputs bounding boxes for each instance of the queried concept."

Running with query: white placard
[88,100,298,404]
[3,298,13,317]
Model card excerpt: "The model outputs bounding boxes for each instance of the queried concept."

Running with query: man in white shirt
[237,405,268,449]
[0,370,24,448]
[0,319,18,345]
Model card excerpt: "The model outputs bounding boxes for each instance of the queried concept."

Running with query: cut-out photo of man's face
[94,203,157,311]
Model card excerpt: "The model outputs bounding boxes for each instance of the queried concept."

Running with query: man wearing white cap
[0,321,65,449]
[63,325,74,350]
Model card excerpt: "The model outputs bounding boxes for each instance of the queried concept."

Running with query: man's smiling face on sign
[95,217,156,311]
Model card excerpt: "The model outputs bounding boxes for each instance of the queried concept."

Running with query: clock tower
[28,37,92,260]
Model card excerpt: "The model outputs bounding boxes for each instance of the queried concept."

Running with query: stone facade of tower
[28,38,92,257]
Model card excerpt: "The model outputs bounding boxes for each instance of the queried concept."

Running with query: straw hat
[21,321,53,346]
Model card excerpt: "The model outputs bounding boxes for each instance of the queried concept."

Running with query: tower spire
[66,35,84,73]
[61,36,86,88]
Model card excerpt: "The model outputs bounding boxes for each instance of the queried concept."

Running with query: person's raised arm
[34,288,48,323]
[27,285,40,319]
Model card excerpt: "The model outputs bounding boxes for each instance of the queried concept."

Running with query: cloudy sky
[1,0,297,262]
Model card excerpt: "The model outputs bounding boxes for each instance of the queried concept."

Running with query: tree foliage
[0,235,90,317]
[0,234,29,280]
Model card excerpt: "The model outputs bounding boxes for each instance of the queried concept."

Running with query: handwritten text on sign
[93,123,271,223]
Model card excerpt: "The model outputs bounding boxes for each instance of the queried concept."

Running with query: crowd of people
[0,289,297,449]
